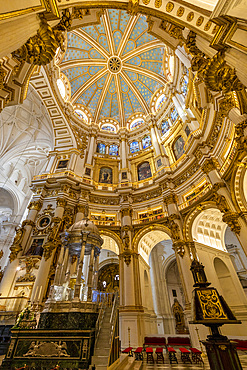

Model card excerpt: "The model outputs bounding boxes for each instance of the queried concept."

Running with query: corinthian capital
[201,158,219,174]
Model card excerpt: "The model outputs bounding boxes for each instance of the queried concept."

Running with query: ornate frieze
[132,188,162,203]
[120,208,133,217]
[89,195,119,205]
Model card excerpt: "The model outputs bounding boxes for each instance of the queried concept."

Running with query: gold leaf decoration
[204,21,212,31]
[187,12,194,21]
[177,7,184,17]
[142,0,150,4]
[166,2,174,12]
[196,16,204,27]
[155,0,163,8]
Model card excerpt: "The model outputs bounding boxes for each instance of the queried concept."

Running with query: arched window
[171,107,179,123]
[109,144,119,156]
[99,167,112,184]
[155,94,167,112]
[138,162,152,181]
[130,119,144,131]
[142,135,151,149]
[97,143,106,154]
[161,119,170,135]
[180,77,188,97]
[74,109,88,123]
[173,136,185,160]
[101,124,116,133]
[130,141,139,153]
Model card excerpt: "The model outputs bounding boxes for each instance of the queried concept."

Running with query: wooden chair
[146,347,154,364]
[190,347,204,363]
[122,347,133,356]
[167,347,178,364]
[179,347,192,364]
[134,347,143,361]
[155,347,164,364]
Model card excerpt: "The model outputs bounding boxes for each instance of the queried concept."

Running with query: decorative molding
[201,158,219,174]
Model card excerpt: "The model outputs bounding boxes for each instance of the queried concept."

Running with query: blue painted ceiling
[60,9,166,126]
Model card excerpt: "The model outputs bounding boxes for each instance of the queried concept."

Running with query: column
[119,206,144,348]
[74,204,85,223]
[163,192,203,347]
[87,247,95,301]
[121,138,127,169]
[0,200,43,302]
[74,239,86,300]
[172,94,187,123]
[202,158,247,256]
[149,121,161,157]
[86,133,96,165]
[31,198,67,304]
[93,254,100,290]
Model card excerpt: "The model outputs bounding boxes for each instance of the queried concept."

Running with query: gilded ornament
[204,21,212,31]
[201,158,219,174]
[22,220,35,227]
[56,198,67,208]
[142,0,150,4]
[204,50,247,95]
[17,257,39,282]
[222,212,241,235]
[166,2,174,12]
[173,240,185,257]
[187,12,194,22]
[9,226,25,262]
[177,7,184,17]
[0,64,6,90]
[72,7,88,19]
[164,193,178,205]
[11,10,72,66]
[155,0,163,8]
[28,200,43,211]
[160,21,184,40]
[120,208,133,217]
[196,16,204,27]
[127,0,139,15]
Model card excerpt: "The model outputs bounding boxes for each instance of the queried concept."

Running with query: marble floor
[140,351,247,369]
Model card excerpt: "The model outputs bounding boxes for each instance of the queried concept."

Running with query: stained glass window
[171,107,179,123]
[161,119,170,135]
[155,94,167,111]
[130,141,139,153]
[142,135,152,149]
[101,124,116,132]
[181,77,188,97]
[130,119,144,130]
[109,144,119,156]
[74,109,88,123]
[97,143,106,154]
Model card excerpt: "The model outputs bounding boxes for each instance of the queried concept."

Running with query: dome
[59,9,166,127]
[68,218,103,254]
[69,218,101,236]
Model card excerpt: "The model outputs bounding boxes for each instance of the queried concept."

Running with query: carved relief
[23,341,70,357]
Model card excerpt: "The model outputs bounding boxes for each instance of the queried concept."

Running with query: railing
[94,295,107,349]
[108,293,120,367]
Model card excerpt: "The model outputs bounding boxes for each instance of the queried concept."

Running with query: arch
[183,201,218,241]
[232,153,247,212]
[100,229,122,254]
[191,207,227,251]
[213,257,238,305]
[133,224,171,263]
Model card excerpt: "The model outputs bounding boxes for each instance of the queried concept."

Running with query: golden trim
[0,6,44,21]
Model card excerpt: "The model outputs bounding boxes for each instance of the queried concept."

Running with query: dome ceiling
[60,9,167,126]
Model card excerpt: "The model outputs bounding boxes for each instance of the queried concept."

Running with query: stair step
[91,355,109,365]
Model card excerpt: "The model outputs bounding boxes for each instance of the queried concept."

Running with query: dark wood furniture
[167,347,178,364]
[179,347,192,364]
